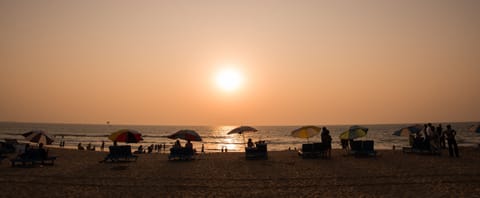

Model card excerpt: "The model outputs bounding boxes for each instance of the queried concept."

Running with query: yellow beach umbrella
[291,126,321,142]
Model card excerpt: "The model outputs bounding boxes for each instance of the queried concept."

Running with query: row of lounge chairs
[100,146,138,163]
[349,140,377,157]
[298,143,330,159]
[168,147,196,161]
[402,140,441,155]
[10,148,57,167]
[4,140,380,167]
[298,140,377,158]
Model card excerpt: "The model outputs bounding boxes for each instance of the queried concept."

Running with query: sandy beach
[1,147,480,197]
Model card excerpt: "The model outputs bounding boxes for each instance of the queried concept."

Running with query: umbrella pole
[242,133,246,148]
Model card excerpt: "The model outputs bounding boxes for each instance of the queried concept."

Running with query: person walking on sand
[445,124,459,157]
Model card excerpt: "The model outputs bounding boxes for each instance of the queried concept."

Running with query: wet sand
[1,147,480,197]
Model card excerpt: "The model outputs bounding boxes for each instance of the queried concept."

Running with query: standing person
[101,141,105,151]
[437,124,445,149]
[428,123,439,153]
[321,127,332,158]
[423,124,431,150]
[444,125,459,157]
[60,136,65,147]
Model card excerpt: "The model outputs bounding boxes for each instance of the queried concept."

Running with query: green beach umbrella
[339,125,368,140]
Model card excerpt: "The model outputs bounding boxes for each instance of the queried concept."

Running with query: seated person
[78,143,85,150]
[86,143,95,151]
[147,144,153,153]
[247,138,254,148]
[185,140,193,150]
[137,145,144,153]
[172,140,182,149]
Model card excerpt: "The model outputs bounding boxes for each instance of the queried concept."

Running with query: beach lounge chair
[349,140,377,157]
[298,143,329,159]
[2,139,18,153]
[101,145,138,163]
[10,148,57,167]
[245,142,268,160]
[168,147,196,161]
[402,142,441,155]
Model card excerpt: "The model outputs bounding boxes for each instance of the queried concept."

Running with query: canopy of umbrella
[227,126,258,135]
[22,130,54,145]
[339,125,369,140]
[108,129,143,143]
[291,126,321,142]
[393,124,423,136]
[227,126,258,146]
[168,129,202,141]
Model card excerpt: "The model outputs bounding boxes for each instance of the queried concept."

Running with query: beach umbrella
[469,124,480,133]
[291,126,321,142]
[393,124,423,136]
[22,130,54,145]
[168,129,202,141]
[227,126,258,135]
[108,129,143,143]
[227,126,258,146]
[339,125,368,140]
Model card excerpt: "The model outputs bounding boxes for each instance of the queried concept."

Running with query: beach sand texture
[1,148,480,197]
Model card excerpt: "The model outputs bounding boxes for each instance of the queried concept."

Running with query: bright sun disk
[215,68,243,92]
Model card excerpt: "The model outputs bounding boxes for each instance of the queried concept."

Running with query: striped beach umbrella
[108,129,143,143]
[393,124,423,136]
[22,130,54,145]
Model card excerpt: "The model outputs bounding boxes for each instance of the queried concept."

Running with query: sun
[215,67,243,92]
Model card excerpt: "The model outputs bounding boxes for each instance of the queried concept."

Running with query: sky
[1,0,479,126]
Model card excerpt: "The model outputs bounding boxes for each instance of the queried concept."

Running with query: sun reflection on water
[213,125,244,152]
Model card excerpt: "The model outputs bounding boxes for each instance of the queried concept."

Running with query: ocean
[1,122,479,152]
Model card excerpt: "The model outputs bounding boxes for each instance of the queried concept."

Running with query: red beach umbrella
[108,129,143,143]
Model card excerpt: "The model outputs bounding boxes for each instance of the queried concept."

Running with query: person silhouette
[321,127,332,158]
[445,125,459,157]
[247,138,254,148]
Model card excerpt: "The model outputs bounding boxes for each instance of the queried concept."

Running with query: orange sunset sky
[1,1,479,125]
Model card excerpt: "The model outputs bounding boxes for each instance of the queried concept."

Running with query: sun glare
[215,67,243,92]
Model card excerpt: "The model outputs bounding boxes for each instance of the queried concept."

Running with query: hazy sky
[1,0,479,125]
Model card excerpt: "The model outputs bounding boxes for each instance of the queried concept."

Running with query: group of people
[136,144,168,154]
[410,123,459,157]
[77,143,96,151]
[172,140,194,150]
[70,124,460,158]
